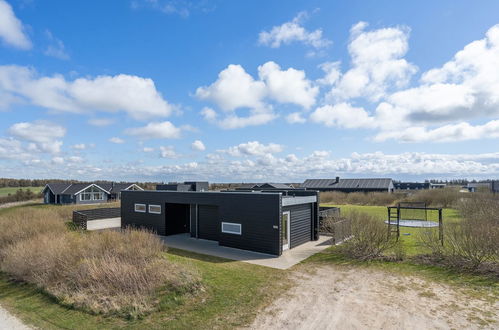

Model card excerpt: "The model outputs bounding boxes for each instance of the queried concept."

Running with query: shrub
[403,188,461,208]
[320,191,404,206]
[419,196,499,270]
[320,215,352,244]
[0,207,201,318]
[338,211,397,260]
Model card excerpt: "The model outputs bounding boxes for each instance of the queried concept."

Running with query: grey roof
[301,178,393,190]
[258,183,293,189]
[45,182,141,195]
[45,183,71,194]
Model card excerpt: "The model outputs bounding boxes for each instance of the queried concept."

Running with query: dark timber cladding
[121,190,319,256]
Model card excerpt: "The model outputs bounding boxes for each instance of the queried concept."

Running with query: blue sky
[1,0,499,182]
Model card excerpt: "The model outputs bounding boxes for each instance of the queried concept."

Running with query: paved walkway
[161,234,333,269]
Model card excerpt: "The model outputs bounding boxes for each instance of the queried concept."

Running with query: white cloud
[317,61,342,85]
[0,0,32,50]
[196,64,266,111]
[44,30,69,60]
[125,121,182,139]
[197,62,317,128]
[159,146,179,158]
[191,140,206,151]
[109,137,124,144]
[375,120,499,143]
[310,103,375,129]
[0,137,30,160]
[380,24,499,126]
[258,61,318,109]
[220,141,283,157]
[8,120,65,153]
[0,65,173,120]
[258,11,331,49]
[326,21,417,102]
[143,147,154,152]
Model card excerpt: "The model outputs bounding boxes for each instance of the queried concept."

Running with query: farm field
[0,186,43,197]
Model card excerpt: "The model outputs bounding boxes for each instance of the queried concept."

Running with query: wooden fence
[72,207,121,230]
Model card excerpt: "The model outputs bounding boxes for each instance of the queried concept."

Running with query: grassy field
[0,203,286,329]
[0,186,43,197]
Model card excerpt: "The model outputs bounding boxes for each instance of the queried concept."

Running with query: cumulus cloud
[375,120,499,143]
[220,141,283,157]
[325,22,417,102]
[0,65,173,120]
[8,120,66,153]
[125,121,182,139]
[196,64,266,111]
[310,103,375,129]
[379,24,499,126]
[109,137,124,144]
[258,11,331,49]
[0,0,32,49]
[258,61,318,109]
[196,62,317,128]
[191,140,206,151]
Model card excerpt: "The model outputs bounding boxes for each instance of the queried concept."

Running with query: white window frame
[148,204,161,214]
[221,222,242,235]
[134,203,146,213]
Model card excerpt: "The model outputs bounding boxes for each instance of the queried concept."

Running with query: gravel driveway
[0,305,30,330]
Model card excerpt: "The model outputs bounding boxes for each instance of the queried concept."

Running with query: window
[149,204,161,214]
[221,222,242,235]
[134,203,146,213]
[79,186,104,201]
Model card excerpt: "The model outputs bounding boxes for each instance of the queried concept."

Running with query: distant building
[429,183,446,189]
[234,183,294,190]
[156,181,209,192]
[301,177,394,193]
[394,182,430,190]
[43,182,143,205]
[466,181,499,193]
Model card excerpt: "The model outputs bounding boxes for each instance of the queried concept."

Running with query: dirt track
[250,265,498,330]
[0,305,30,330]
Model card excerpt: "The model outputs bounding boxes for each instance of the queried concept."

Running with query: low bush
[419,196,499,270]
[0,188,42,205]
[338,211,398,260]
[320,191,404,206]
[404,188,462,208]
[0,207,201,319]
[320,215,352,244]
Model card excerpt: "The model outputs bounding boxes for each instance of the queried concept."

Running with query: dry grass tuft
[0,207,201,318]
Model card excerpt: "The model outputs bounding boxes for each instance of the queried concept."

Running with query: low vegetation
[419,197,499,271]
[320,187,495,208]
[0,206,200,319]
[333,211,400,260]
[0,188,42,204]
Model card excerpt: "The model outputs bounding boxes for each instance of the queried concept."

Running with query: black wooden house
[121,189,319,256]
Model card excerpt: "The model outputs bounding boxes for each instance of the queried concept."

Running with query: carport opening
[165,203,190,235]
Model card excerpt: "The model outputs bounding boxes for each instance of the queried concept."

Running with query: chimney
[335,176,340,183]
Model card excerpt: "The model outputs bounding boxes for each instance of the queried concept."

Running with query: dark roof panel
[301,178,393,190]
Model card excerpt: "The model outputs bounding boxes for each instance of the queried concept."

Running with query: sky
[1,0,499,183]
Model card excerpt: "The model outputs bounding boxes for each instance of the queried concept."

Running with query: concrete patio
[160,234,333,270]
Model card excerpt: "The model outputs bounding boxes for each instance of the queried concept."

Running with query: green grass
[321,204,461,256]
[0,186,43,197]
